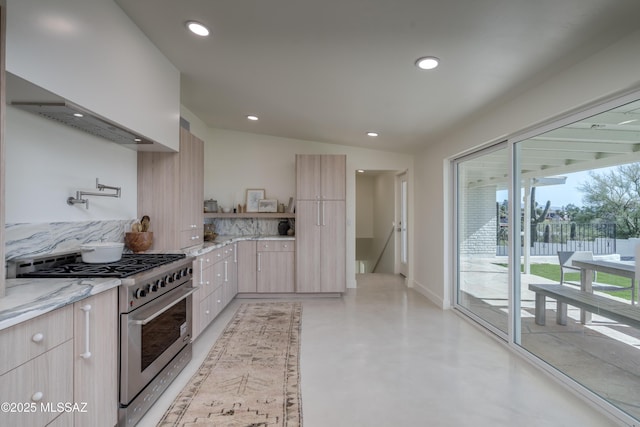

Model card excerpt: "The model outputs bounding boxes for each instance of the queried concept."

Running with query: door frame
[396,172,408,277]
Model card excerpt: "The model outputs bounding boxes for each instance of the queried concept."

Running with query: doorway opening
[355,169,407,276]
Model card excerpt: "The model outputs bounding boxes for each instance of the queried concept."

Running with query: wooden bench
[528,284,640,328]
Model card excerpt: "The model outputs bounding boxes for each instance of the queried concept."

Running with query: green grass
[496,263,634,301]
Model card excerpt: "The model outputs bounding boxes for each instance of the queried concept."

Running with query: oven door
[120,284,197,404]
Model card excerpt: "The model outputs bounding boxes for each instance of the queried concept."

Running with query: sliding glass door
[453,93,640,424]
[455,142,510,336]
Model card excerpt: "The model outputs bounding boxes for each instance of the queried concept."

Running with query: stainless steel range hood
[7,72,159,147]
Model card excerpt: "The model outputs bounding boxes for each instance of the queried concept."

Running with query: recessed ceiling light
[134,138,142,142]
[618,119,638,125]
[415,56,440,70]
[73,113,83,118]
[186,21,210,37]
[367,132,379,137]
[357,169,365,173]
[247,115,259,121]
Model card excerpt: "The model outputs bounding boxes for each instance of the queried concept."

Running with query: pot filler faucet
[67,178,121,209]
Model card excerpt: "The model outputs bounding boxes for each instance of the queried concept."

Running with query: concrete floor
[459,258,640,423]
[138,273,623,427]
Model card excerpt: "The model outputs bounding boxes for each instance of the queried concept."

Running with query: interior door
[397,173,408,277]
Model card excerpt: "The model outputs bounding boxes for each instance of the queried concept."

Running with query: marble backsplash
[209,218,294,236]
[5,220,137,261]
[5,218,295,261]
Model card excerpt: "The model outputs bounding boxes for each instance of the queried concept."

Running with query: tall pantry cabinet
[295,154,346,293]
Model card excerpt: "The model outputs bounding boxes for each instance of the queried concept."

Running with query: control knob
[134,288,147,299]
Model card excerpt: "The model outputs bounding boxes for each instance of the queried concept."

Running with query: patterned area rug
[158,302,303,427]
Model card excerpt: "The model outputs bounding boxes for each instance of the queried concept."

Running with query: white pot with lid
[80,242,124,263]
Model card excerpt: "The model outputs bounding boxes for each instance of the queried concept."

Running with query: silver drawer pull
[32,333,44,343]
[31,392,43,402]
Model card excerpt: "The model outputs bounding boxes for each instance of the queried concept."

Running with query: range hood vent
[11,101,153,146]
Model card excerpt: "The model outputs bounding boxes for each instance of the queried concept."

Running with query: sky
[496,167,615,208]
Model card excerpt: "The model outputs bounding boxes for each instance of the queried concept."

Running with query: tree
[578,164,640,238]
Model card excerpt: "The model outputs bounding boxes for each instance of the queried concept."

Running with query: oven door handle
[132,287,198,325]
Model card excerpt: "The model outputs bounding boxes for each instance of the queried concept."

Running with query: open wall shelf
[204,212,295,219]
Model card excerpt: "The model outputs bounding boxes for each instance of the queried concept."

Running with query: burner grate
[18,253,186,278]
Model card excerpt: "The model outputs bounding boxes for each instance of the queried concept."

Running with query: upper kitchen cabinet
[138,127,204,250]
[296,154,346,200]
[4,0,180,151]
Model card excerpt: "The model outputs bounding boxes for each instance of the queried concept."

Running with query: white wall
[198,126,414,288]
[5,107,137,223]
[413,29,640,308]
[372,173,396,274]
[6,0,180,151]
[356,175,374,238]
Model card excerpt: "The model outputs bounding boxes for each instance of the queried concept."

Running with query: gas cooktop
[17,253,187,279]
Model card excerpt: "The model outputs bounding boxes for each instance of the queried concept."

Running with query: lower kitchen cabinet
[73,288,118,427]
[237,241,257,292]
[0,340,73,427]
[257,240,295,293]
[192,244,238,341]
[0,288,118,427]
[237,239,295,294]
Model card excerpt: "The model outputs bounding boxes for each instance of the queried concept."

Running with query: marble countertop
[185,234,295,256]
[0,234,294,331]
[0,277,121,331]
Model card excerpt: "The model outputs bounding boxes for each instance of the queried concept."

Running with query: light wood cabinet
[179,127,204,248]
[237,240,295,294]
[0,288,117,427]
[295,154,346,293]
[138,127,204,250]
[257,241,295,293]
[73,289,118,427]
[296,154,346,201]
[237,241,257,292]
[0,306,74,427]
[0,305,73,376]
[0,340,73,427]
[192,244,238,340]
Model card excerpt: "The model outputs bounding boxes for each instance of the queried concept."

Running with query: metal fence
[497,222,617,256]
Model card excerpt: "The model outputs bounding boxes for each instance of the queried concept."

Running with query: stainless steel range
[13,252,196,427]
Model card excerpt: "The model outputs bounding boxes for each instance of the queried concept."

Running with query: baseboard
[411,279,449,309]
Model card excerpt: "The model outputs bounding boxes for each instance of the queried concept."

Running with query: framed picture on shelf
[258,199,278,213]
[246,189,265,212]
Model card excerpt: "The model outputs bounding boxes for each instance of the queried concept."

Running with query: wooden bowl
[125,232,153,253]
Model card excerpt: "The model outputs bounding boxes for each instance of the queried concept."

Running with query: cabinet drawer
[199,286,223,331]
[257,240,295,252]
[0,340,73,427]
[0,305,74,375]
[181,229,202,248]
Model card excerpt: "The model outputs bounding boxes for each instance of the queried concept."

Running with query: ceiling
[464,99,640,189]
[115,0,640,154]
